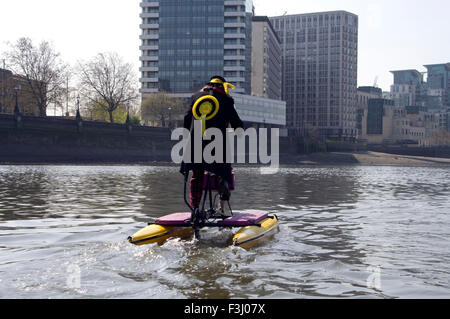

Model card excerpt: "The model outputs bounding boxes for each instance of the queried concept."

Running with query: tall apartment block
[139,0,254,96]
[270,11,359,139]
[251,16,282,100]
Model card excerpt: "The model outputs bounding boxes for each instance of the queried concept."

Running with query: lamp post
[13,86,20,113]
[75,95,80,118]
[125,104,132,133]
[13,86,22,116]
[168,106,172,129]
[13,86,22,127]
[66,76,69,117]
[0,60,6,113]
[75,95,82,132]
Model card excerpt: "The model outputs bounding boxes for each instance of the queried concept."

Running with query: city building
[356,86,382,137]
[388,65,450,111]
[361,98,395,144]
[270,11,359,139]
[389,69,424,107]
[231,93,286,127]
[0,68,42,116]
[140,0,254,95]
[435,108,450,132]
[251,16,282,100]
[139,0,286,128]
[360,99,441,146]
[424,63,450,108]
[359,62,450,146]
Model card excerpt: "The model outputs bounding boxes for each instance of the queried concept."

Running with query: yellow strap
[201,114,207,136]
[223,82,236,95]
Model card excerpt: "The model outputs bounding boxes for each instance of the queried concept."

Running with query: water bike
[128,90,278,247]
[127,171,279,248]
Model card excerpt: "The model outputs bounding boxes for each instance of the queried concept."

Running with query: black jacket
[180,87,243,177]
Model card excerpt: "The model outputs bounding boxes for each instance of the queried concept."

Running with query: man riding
[180,76,243,215]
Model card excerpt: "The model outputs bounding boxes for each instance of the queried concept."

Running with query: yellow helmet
[208,76,236,96]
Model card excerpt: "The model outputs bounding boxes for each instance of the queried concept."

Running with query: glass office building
[139,0,286,128]
[140,0,253,95]
[232,93,286,126]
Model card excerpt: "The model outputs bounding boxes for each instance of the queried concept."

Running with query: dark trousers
[190,169,204,208]
[189,168,233,208]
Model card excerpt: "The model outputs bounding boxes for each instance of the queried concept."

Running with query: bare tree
[77,52,138,123]
[141,91,186,127]
[4,37,69,116]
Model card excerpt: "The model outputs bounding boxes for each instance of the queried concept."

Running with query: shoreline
[1,151,450,166]
[289,151,450,166]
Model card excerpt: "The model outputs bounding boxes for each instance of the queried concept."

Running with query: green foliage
[141,91,186,127]
[91,101,127,123]
[129,114,141,125]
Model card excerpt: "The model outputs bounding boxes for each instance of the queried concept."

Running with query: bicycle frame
[183,171,232,239]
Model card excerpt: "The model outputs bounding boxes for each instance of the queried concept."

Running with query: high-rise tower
[270,11,358,139]
[139,0,254,96]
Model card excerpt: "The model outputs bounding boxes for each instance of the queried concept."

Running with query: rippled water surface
[0,165,449,298]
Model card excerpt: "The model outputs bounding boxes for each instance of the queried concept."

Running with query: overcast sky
[1,0,449,92]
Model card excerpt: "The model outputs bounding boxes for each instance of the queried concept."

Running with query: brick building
[0,68,42,116]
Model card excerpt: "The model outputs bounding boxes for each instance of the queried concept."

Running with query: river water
[0,164,449,299]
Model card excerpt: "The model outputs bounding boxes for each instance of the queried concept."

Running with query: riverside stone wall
[1,113,449,164]
[0,114,174,163]
[0,114,302,164]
